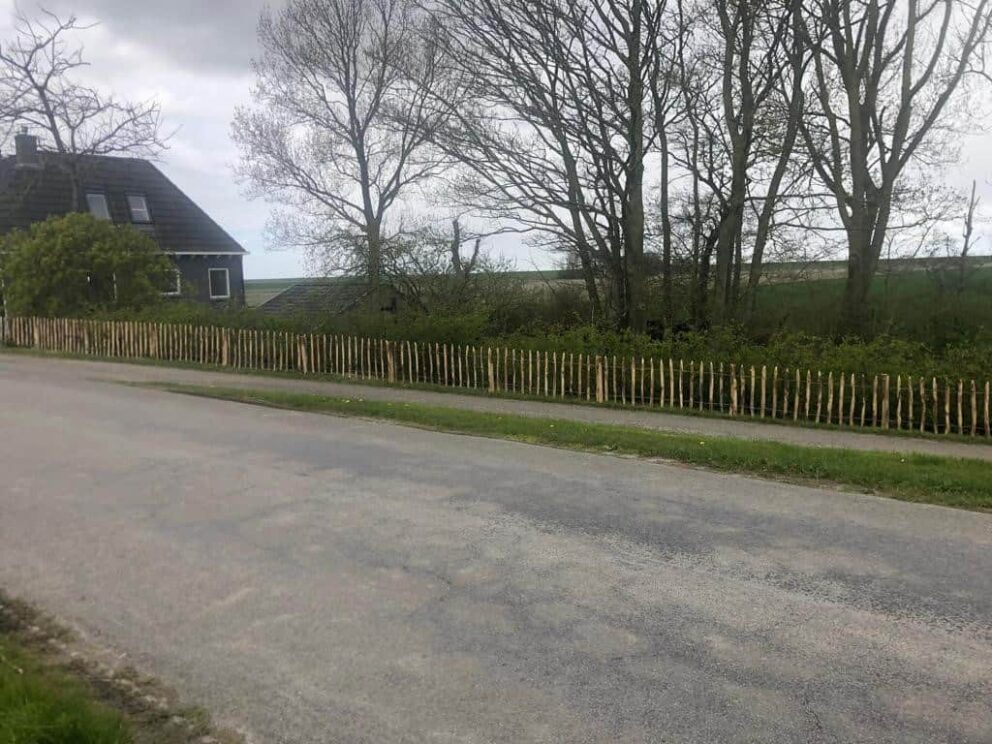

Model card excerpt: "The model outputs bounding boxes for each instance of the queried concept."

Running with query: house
[0,132,247,305]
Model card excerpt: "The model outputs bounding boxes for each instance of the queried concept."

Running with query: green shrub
[83,302,992,381]
[0,214,173,317]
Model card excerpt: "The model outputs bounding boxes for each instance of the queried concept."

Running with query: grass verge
[0,592,241,744]
[148,382,992,511]
[0,638,129,744]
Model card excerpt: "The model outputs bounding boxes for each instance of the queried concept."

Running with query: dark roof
[0,152,246,255]
[258,280,398,315]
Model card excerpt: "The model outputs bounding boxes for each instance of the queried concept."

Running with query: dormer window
[127,195,151,223]
[86,193,111,221]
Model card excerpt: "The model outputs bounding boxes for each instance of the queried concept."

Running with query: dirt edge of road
[0,590,247,744]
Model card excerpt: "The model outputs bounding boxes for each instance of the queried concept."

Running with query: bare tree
[927,179,986,294]
[664,0,804,324]
[651,1,692,327]
[0,8,167,204]
[960,179,980,289]
[708,0,794,321]
[381,219,511,313]
[796,0,992,334]
[233,0,448,295]
[425,0,666,332]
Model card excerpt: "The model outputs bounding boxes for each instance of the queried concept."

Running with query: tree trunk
[450,219,463,275]
[712,151,747,323]
[623,0,648,334]
[694,230,717,327]
[747,0,804,314]
[659,129,674,327]
[840,246,874,335]
[367,218,382,309]
[575,240,603,321]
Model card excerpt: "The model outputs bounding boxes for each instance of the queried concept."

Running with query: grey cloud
[44,0,271,73]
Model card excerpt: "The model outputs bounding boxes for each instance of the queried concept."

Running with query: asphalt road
[1,357,990,743]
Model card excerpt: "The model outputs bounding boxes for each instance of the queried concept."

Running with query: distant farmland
[247,256,992,305]
[245,278,305,307]
[245,256,992,345]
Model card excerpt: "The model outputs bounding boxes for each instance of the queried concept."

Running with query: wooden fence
[3,315,991,438]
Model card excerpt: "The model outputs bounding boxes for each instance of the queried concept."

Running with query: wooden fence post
[718,362,724,412]
[944,380,951,435]
[907,376,915,432]
[730,364,738,416]
[816,371,824,424]
[970,380,978,437]
[895,376,902,430]
[881,375,890,430]
[750,366,757,417]
[487,347,495,393]
[872,375,880,428]
[659,358,666,408]
[771,366,779,418]
[849,374,857,427]
[957,380,964,435]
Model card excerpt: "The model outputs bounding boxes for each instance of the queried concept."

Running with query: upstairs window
[208,268,230,300]
[127,194,151,223]
[86,193,111,221]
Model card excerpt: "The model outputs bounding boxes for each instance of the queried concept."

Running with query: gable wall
[173,255,246,306]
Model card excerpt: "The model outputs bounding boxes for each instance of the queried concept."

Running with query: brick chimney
[15,129,41,169]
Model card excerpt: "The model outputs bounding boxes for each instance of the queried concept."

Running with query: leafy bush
[95,300,992,381]
[59,256,992,382]
[1,213,173,317]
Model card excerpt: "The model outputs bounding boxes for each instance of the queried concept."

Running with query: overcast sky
[1,1,990,280]
[0,0,306,278]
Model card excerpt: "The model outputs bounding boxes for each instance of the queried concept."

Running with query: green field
[247,259,992,347]
[751,266,992,345]
[244,278,303,307]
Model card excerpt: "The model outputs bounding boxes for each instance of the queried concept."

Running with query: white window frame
[86,192,111,221]
[127,194,151,223]
[208,267,231,300]
[162,269,182,297]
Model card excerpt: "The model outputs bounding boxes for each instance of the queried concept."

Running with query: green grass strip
[0,639,131,744]
[150,383,992,510]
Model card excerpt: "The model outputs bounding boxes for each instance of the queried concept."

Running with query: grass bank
[149,382,992,511]
[0,592,240,744]
[0,638,129,743]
